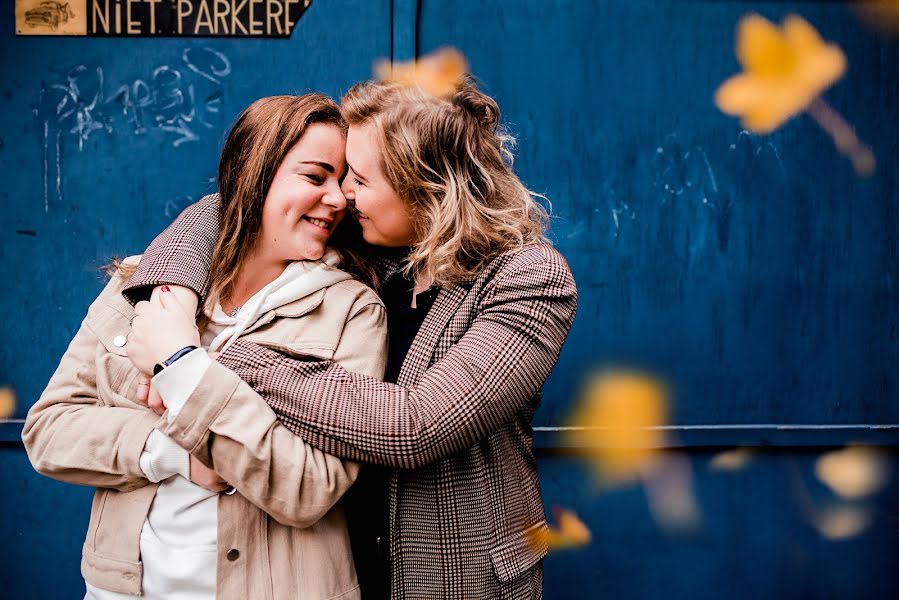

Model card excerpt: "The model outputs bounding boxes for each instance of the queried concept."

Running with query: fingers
[147,385,166,416]
[208,481,230,494]
[135,376,150,405]
[189,455,230,493]
[156,286,173,309]
[158,286,196,320]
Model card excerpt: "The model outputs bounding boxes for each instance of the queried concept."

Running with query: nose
[323,179,347,211]
[341,176,355,200]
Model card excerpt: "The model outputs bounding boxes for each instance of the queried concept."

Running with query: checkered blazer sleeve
[217,249,577,468]
[122,194,221,304]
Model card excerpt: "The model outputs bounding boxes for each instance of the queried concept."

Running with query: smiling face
[342,122,417,247]
[256,122,348,262]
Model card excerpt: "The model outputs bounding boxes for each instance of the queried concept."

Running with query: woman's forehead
[346,123,381,173]
[284,123,346,164]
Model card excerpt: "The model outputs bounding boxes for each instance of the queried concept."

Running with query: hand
[136,375,150,407]
[189,455,229,493]
[150,284,199,318]
[135,376,167,415]
[128,287,201,376]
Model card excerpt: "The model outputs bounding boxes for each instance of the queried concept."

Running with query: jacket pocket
[488,521,549,583]
[82,544,143,595]
[86,302,142,404]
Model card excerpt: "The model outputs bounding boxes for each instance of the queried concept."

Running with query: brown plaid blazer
[124,195,578,599]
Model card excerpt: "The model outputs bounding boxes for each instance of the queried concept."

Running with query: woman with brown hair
[125,78,577,599]
[23,94,387,600]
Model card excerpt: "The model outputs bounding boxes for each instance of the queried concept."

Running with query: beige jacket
[22,257,388,599]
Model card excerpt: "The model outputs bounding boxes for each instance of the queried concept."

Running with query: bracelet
[153,345,199,376]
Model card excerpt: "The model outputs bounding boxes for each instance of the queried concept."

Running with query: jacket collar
[239,288,327,337]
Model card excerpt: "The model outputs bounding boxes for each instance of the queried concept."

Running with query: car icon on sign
[25,2,75,31]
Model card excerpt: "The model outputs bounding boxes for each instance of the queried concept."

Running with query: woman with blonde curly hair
[125,77,577,600]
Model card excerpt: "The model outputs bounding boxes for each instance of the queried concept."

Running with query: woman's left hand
[128,288,201,376]
[135,376,167,415]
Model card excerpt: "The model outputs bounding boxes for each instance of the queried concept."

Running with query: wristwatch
[153,345,199,376]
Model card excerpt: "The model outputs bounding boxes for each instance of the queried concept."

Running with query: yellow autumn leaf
[709,447,754,471]
[0,386,16,419]
[715,13,846,134]
[643,453,702,533]
[815,446,890,499]
[375,47,469,99]
[813,505,873,541]
[567,370,668,483]
[853,0,899,38]
[526,507,591,553]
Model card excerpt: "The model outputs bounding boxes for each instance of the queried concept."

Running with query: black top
[344,268,439,600]
[381,272,441,384]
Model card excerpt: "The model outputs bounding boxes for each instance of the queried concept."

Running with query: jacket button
[227,549,240,561]
[113,335,127,347]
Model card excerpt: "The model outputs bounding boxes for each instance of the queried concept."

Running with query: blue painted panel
[418,0,899,425]
[0,446,94,598]
[539,449,899,599]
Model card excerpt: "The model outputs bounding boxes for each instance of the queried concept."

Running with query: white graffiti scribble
[34,48,232,210]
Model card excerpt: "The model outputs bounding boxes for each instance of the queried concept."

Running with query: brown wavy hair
[109,94,373,312]
[341,78,549,287]
[208,94,350,309]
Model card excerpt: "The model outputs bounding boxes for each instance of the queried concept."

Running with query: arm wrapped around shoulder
[161,292,389,527]
[216,245,577,468]
[122,194,221,305]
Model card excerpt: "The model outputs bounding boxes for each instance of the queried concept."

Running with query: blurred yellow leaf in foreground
[526,507,592,553]
[815,446,890,499]
[375,48,469,99]
[813,505,873,541]
[568,370,668,483]
[710,447,754,471]
[0,386,16,419]
[853,0,899,38]
[715,14,846,134]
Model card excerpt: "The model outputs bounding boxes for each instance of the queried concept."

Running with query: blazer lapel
[397,283,471,386]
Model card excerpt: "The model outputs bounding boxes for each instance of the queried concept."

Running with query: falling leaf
[715,13,846,133]
[567,370,668,483]
[375,47,469,99]
[710,447,754,471]
[813,505,873,540]
[0,386,16,419]
[715,13,874,176]
[853,0,899,38]
[526,506,592,553]
[643,453,702,534]
[815,446,890,499]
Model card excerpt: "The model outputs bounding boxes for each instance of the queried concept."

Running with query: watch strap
[153,345,199,376]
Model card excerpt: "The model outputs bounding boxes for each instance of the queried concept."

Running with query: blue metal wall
[2,1,898,598]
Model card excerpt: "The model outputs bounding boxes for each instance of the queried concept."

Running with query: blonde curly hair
[341,78,549,287]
